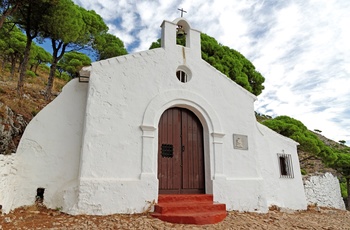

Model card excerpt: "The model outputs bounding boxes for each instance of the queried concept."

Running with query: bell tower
[160,17,201,59]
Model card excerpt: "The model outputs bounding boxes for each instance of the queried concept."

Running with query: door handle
[182,145,185,152]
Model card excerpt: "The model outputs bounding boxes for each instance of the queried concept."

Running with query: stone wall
[303,173,345,210]
[0,102,27,155]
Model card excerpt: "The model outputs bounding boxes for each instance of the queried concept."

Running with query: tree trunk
[45,40,67,100]
[0,4,20,29]
[45,59,58,100]
[17,37,32,95]
[34,64,39,74]
[10,56,16,80]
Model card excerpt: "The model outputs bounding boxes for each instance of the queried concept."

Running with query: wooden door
[158,108,205,194]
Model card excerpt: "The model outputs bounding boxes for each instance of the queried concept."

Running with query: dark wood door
[158,108,205,194]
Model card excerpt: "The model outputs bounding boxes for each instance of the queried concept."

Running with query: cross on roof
[178,8,187,17]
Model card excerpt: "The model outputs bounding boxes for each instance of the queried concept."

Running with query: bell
[177,25,186,38]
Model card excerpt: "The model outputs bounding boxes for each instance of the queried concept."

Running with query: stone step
[151,194,227,225]
[157,194,214,203]
[154,202,226,214]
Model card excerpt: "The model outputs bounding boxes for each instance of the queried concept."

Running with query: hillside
[0,65,68,154]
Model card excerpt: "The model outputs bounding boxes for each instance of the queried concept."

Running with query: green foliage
[29,43,51,73]
[340,181,348,198]
[42,0,108,97]
[26,70,36,77]
[42,0,84,44]
[93,33,127,60]
[11,0,60,93]
[58,72,70,81]
[149,34,265,96]
[262,116,337,164]
[58,51,91,78]
[0,1,28,29]
[0,23,27,78]
[300,168,307,175]
[0,23,26,59]
[149,38,161,50]
[78,7,108,44]
[201,33,266,95]
[39,64,50,72]
[331,152,350,177]
[339,140,346,145]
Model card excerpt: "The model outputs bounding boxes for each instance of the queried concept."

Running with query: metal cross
[178,8,187,17]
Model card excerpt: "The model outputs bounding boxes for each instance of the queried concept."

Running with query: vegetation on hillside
[57,51,91,79]
[0,0,127,99]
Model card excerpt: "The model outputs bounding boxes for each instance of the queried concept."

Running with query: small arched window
[176,70,187,83]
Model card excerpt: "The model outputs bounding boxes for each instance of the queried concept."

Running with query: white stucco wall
[304,173,345,210]
[0,154,17,212]
[255,123,307,210]
[1,79,88,214]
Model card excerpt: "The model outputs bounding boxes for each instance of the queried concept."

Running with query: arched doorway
[158,107,205,194]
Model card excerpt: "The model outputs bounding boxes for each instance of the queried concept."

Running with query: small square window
[277,153,294,178]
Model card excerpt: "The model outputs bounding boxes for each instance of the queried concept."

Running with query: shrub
[300,168,307,175]
[340,181,348,198]
[26,70,36,78]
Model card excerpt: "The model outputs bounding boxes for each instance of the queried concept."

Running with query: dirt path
[1,205,350,230]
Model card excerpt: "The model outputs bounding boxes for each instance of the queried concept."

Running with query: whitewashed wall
[254,123,307,211]
[0,154,17,212]
[1,79,88,214]
[304,173,345,210]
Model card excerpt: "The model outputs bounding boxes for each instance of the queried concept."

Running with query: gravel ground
[1,205,350,230]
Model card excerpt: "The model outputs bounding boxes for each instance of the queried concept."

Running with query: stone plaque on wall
[233,134,248,150]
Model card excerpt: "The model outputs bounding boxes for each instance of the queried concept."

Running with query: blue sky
[72,0,350,145]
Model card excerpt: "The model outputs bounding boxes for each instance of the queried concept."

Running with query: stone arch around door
[140,90,225,195]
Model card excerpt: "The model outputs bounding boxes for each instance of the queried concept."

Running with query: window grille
[176,70,188,83]
[277,153,294,178]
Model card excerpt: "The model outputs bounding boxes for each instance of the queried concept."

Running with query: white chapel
[0,17,307,216]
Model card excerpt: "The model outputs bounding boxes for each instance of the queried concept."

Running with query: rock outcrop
[0,102,27,155]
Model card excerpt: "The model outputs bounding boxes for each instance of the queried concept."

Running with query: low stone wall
[303,173,345,210]
[0,154,17,212]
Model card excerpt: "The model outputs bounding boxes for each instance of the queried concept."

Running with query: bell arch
[140,89,225,194]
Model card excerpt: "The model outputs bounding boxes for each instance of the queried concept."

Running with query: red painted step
[151,194,227,225]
